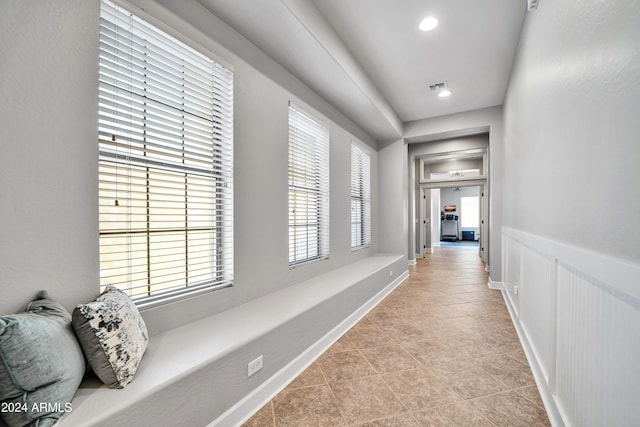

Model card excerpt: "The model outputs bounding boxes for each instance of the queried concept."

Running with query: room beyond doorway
[414,146,489,266]
[420,183,487,263]
[438,186,481,243]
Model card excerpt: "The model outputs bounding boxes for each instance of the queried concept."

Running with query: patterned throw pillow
[0,291,84,427]
[72,285,148,388]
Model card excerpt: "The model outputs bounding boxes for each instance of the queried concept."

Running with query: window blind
[288,104,330,266]
[351,143,371,249]
[98,0,233,306]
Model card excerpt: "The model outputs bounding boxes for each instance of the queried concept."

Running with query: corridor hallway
[244,247,550,426]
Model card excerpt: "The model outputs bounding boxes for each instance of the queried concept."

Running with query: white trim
[210,270,409,427]
[408,258,417,266]
[487,279,503,290]
[503,226,640,302]
[501,289,564,427]
[420,176,487,188]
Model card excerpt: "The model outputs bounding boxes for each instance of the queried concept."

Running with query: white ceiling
[197,0,527,142]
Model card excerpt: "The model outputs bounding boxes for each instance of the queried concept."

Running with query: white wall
[0,0,389,338]
[0,0,101,314]
[377,139,408,258]
[0,3,406,423]
[503,1,640,264]
[502,1,640,426]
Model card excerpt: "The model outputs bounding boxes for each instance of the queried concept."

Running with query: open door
[479,184,488,263]
[419,187,433,257]
[422,188,430,255]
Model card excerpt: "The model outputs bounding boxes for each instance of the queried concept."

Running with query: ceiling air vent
[429,81,452,97]
[527,0,539,10]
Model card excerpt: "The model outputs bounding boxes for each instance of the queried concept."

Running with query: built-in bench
[58,254,407,427]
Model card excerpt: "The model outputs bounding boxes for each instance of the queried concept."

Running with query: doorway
[442,186,480,244]
[423,184,485,257]
[416,148,489,265]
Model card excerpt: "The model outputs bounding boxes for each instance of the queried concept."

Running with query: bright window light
[460,197,480,228]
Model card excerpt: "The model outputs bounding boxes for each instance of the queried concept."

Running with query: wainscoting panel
[555,263,640,427]
[502,227,640,427]
[503,234,522,315]
[519,245,555,385]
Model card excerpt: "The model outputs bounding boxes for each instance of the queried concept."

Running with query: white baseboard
[408,258,417,266]
[501,289,564,427]
[487,278,503,290]
[210,270,409,427]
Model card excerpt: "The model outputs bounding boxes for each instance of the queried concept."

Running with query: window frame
[97,0,234,308]
[350,143,371,250]
[287,103,330,267]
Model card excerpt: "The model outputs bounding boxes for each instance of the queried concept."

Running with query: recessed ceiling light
[419,16,438,32]
[438,89,452,97]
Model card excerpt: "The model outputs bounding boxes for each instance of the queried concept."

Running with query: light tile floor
[243,246,550,426]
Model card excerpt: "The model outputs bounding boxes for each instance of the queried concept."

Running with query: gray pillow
[0,291,85,427]
[72,285,148,388]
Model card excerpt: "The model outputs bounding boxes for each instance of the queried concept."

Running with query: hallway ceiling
[197,0,527,141]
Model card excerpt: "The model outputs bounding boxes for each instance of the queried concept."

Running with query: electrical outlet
[389,270,393,277]
[514,285,519,295]
[248,355,263,377]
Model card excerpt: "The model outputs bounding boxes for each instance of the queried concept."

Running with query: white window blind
[98,0,233,306]
[288,104,330,266]
[351,143,371,249]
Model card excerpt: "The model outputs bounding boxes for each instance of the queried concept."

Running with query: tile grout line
[317,349,351,426]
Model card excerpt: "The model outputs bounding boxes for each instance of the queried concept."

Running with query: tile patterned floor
[243,247,550,426]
